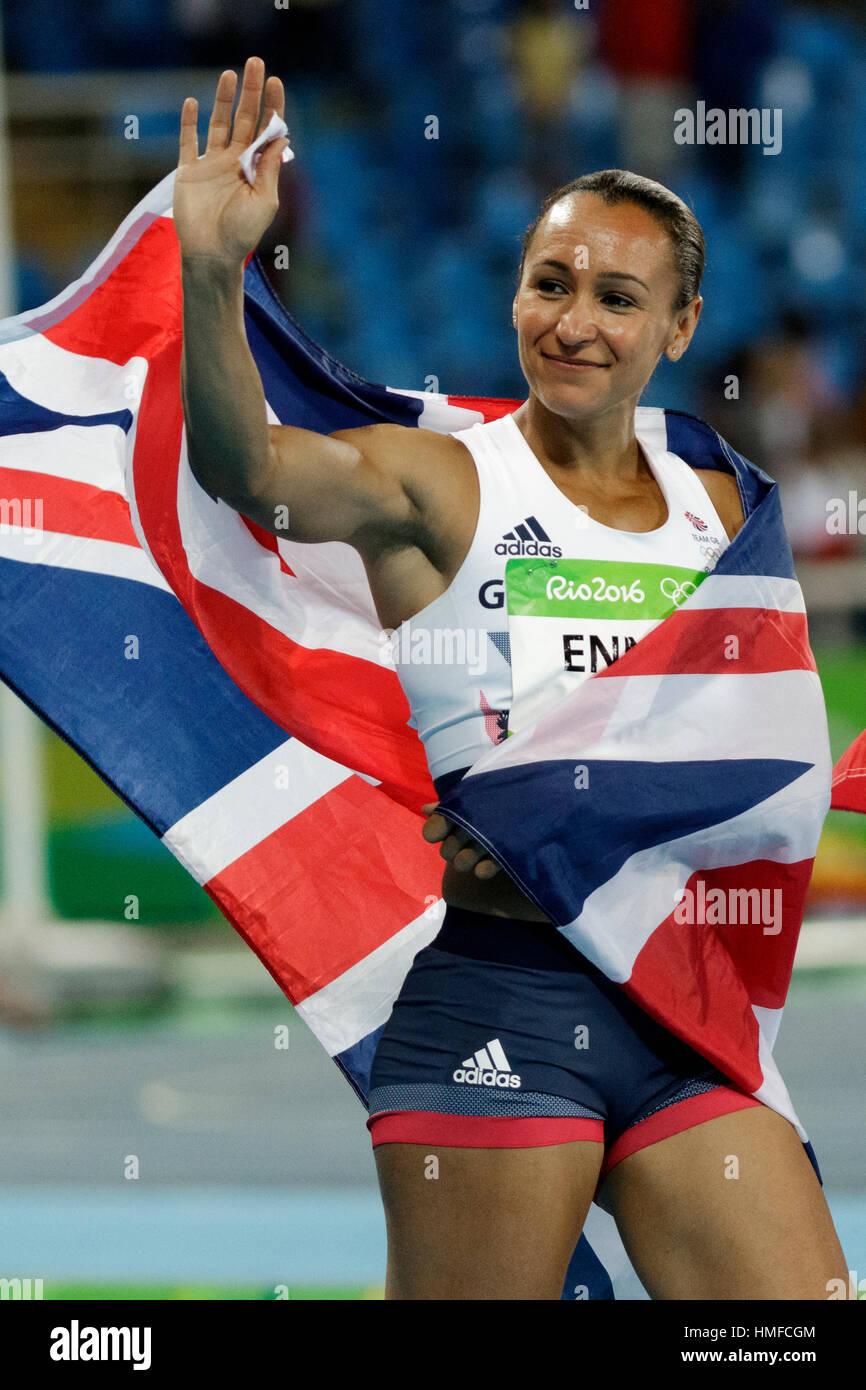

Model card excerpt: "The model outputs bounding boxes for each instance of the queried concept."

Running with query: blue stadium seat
[777,9,857,80]
[472,169,537,260]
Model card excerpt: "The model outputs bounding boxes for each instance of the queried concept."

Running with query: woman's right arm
[175,57,450,553]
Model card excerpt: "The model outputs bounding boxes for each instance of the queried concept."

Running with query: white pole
[0,0,52,935]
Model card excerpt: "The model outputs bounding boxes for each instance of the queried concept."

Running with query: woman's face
[513,193,701,424]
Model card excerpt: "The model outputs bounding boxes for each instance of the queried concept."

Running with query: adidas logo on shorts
[452,1036,521,1088]
[494,515,562,558]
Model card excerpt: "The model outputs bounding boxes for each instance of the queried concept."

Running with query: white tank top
[388,411,730,788]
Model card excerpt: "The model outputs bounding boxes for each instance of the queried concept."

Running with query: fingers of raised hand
[256,134,289,189]
[258,74,286,135]
[230,56,267,150]
[205,69,238,154]
[178,97,198,166]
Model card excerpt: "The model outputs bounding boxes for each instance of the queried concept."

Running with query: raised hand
[174,56,288,265]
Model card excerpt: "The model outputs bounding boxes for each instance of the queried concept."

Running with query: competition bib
[505,557,708,734]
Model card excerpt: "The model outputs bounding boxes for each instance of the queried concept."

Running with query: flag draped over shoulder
[0,171,861,1300]
[438,417,832,1139]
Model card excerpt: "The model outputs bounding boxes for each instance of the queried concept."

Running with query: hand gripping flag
[0,170,861,1300]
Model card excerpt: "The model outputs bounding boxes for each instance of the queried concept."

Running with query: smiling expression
[513,194,702,423]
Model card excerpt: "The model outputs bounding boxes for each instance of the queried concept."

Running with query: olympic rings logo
[660,577,697,607]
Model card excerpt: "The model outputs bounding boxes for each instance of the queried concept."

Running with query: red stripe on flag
[204,774,442,1002]
[0,467,140,548]
[447,395,521,422]
[239,515,296,576]
[596,606,816,679]
[134,332,433,807]
[42,217,183,364]
[626,901,764,1095]
[678,860,812,1010]
[41,215,435,810]
[626,856,814,1089]
[831,728,866,813]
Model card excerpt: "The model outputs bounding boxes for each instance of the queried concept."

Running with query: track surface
[0,971,863,1294]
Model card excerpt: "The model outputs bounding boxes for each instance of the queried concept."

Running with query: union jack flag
[0,172,861,1299]
[439,425,830,1136]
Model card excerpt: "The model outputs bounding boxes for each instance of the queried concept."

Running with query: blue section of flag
[714,482,797,581]
[803,1140,822,1185]
[0,559,290,835]
[337,1026,388,1106]
[560,1233,615,1301]
[663,411,797,581]
[439,757,813,926]
[245,258,425,431]
[0,369,132,437]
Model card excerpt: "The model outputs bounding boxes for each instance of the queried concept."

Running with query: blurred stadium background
[0,0,864,1299]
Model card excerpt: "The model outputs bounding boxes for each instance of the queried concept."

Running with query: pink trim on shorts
[598,1086,764,1182]
[367,1110,605,1149]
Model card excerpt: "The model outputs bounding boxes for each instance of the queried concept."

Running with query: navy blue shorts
[367,905,763,1187]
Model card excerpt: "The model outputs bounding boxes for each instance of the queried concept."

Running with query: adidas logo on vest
[494,515,562,558]
[452,1037,521,1088]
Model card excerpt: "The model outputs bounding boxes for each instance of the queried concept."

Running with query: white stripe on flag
[171,435,388,663]
[688,573,805,613]
[0,528,172,590]
[0,335,147,419]
[273,532,384,630]
[261,399,385,627]
[384,387,485,433]
[752,1002,783,1051]
[295,901,445,1056]
[463,669,829,780]
[751,1020,804,1138]
[0,424,129,497]
[162,738,356,884]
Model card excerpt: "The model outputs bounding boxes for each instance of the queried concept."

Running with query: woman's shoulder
[692,466,745,542]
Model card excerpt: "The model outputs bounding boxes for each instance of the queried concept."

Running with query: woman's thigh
[374,1139,604,1300]
[601,1105,848,1300]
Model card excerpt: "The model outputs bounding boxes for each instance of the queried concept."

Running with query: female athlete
[175,58,848,1300]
